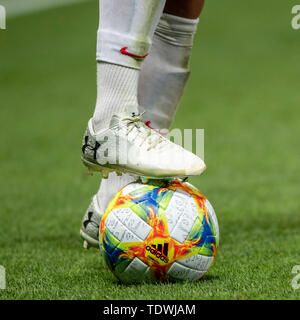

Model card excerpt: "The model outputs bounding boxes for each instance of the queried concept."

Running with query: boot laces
[121,113,164,151]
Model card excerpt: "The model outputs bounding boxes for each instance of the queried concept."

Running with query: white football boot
[80,195,102,249]
[81,110,206,181]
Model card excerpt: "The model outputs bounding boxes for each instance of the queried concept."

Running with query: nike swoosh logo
[120,47,149,59]
[144,120,154,129]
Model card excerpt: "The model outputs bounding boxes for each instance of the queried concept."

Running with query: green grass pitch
[0,0,300,299]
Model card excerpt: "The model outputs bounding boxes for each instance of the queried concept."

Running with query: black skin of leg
[163,0,205,19]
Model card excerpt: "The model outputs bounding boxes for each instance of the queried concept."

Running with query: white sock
[139,13,199,130]
[94,12,199,213]
[92,0,166,133]
[92,63,139,132]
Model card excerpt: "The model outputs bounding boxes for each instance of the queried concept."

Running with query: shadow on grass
[113,273,220,288]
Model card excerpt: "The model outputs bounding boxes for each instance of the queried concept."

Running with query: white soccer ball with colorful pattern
[100,180,219,283]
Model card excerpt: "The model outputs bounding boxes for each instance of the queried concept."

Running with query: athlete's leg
[81,0,206,248]
[140,0,205,129]
[93,0,166,133]
[81,0,204,182]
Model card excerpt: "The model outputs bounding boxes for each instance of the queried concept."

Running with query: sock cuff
[96,0,166,69]
[155,13,199,47]
[97,30,149,69]
[161,13,199,29]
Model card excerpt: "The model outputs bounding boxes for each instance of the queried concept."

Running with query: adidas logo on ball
[146,243,169,263]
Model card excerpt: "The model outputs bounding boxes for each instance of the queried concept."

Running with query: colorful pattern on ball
[100,180,219,283]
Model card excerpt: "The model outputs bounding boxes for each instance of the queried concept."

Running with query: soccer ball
[100,180,219,283]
